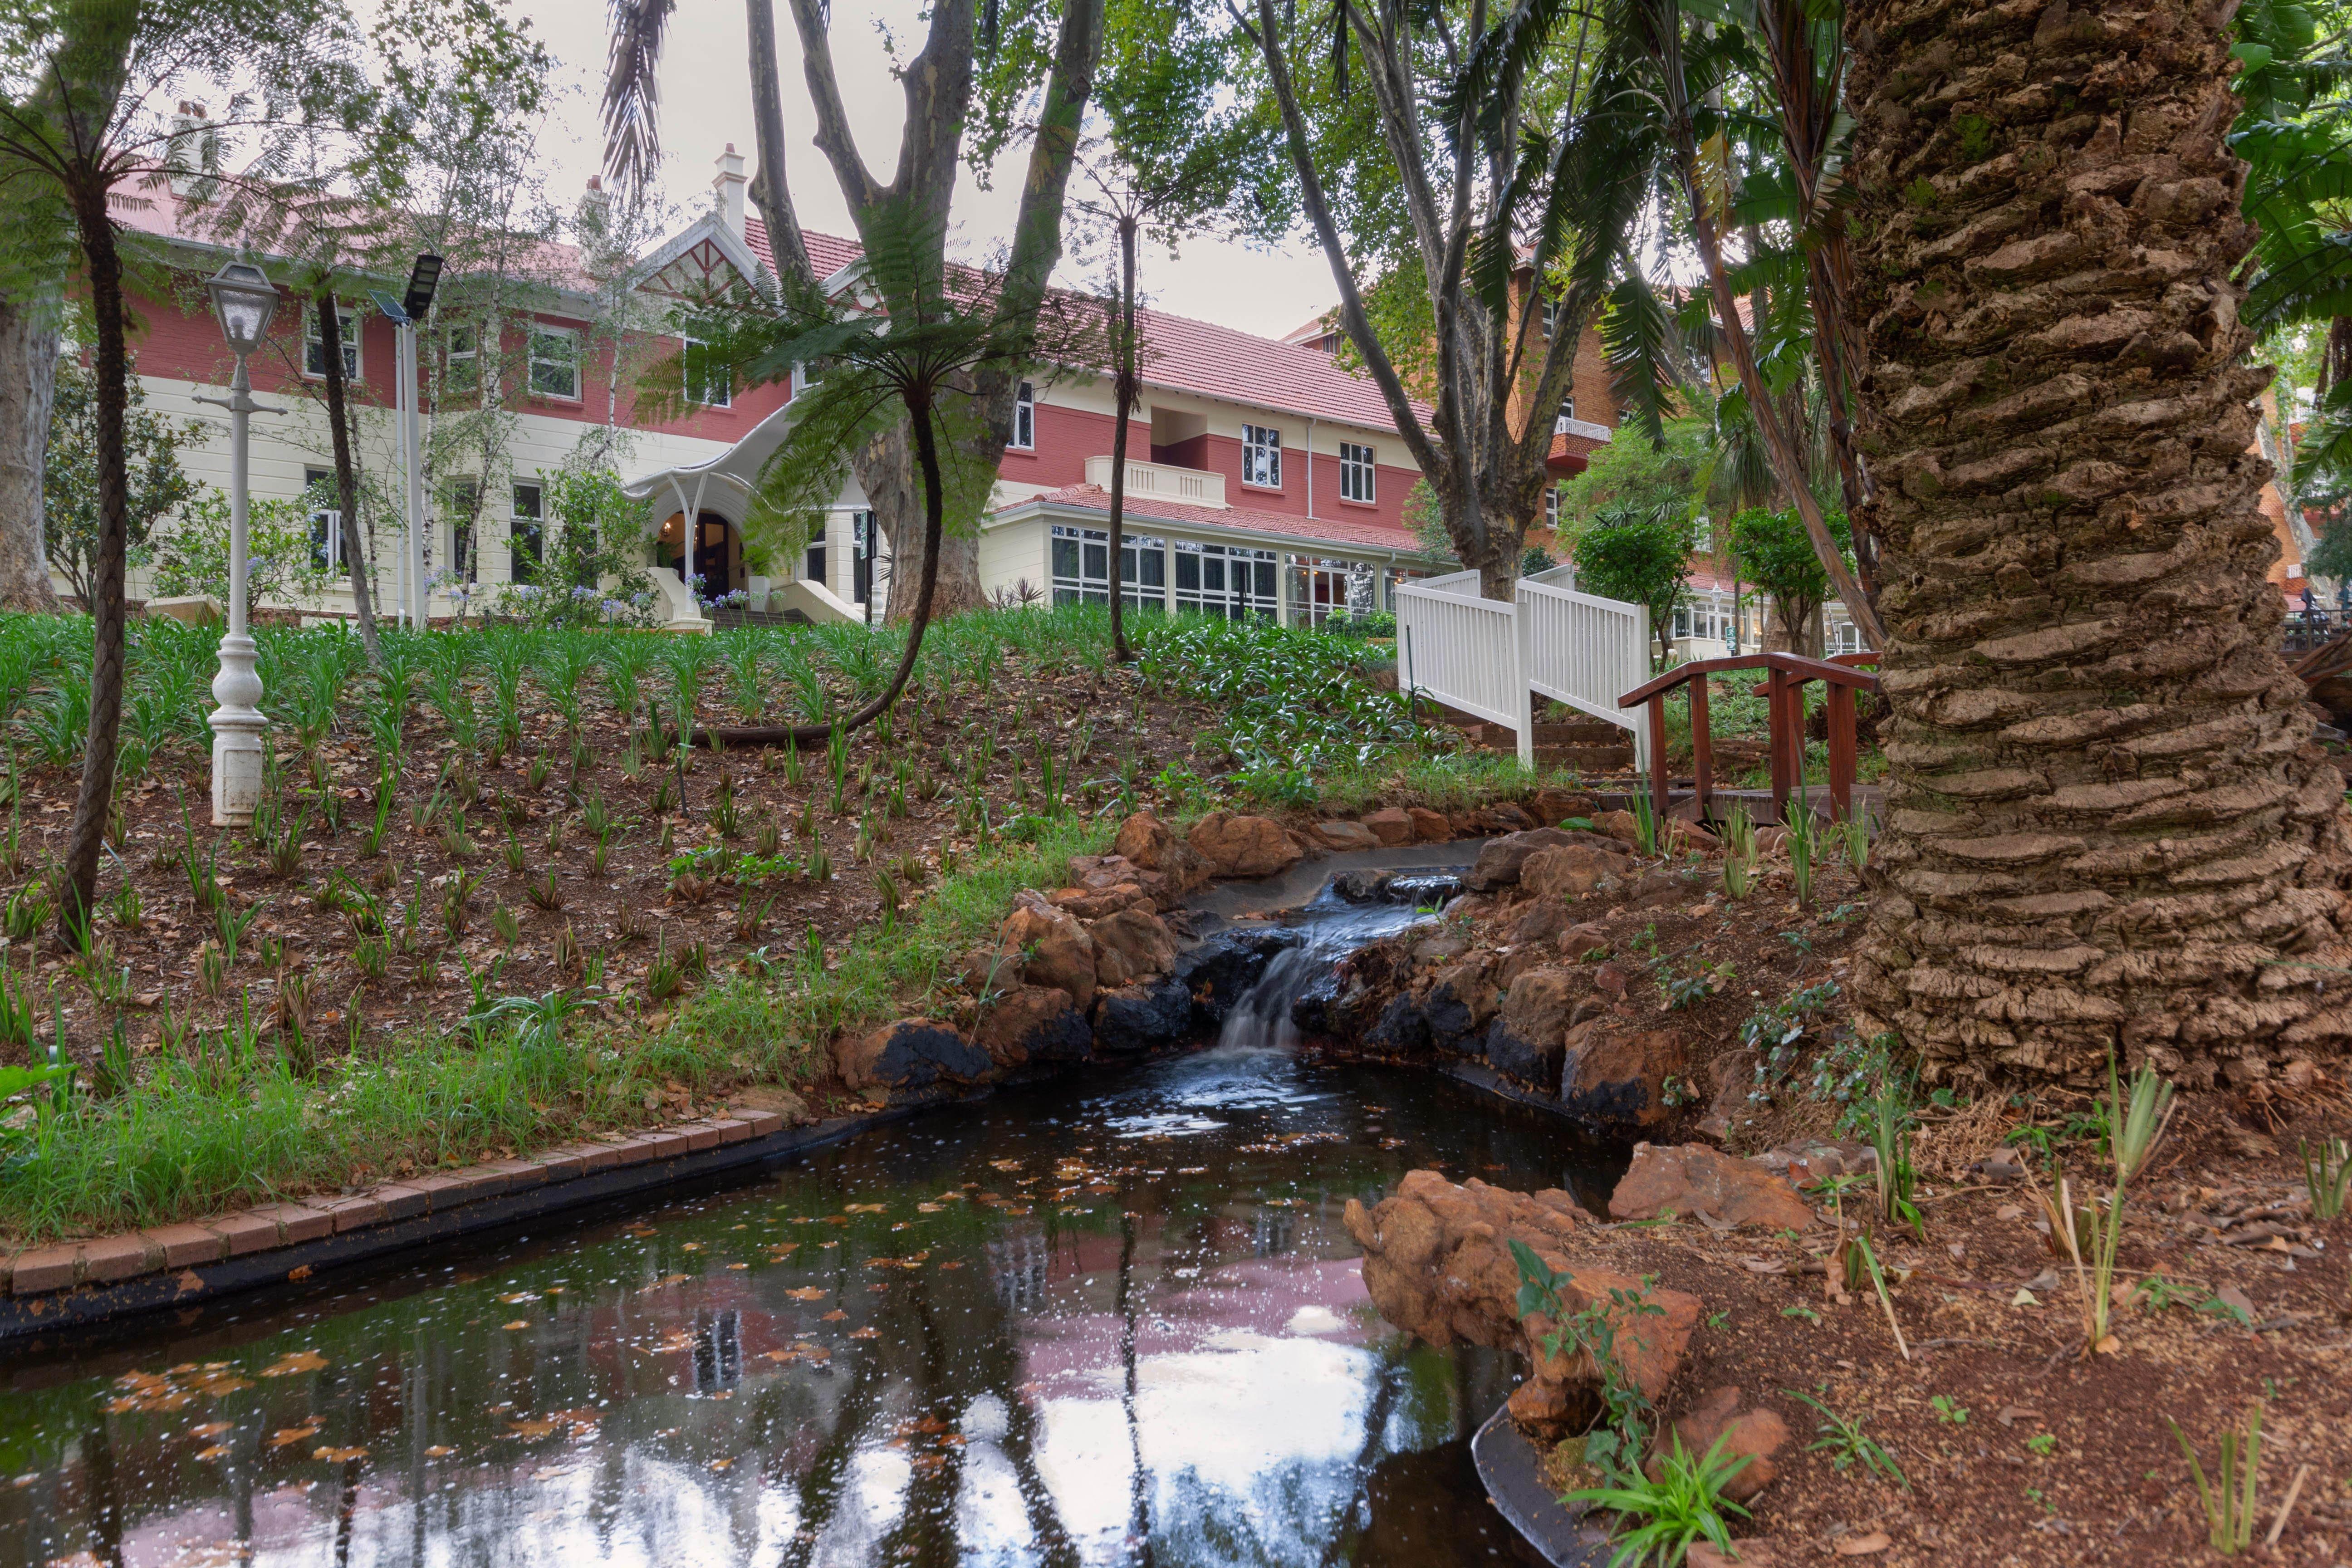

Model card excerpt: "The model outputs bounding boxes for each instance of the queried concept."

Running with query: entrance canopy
[621,400,800,526]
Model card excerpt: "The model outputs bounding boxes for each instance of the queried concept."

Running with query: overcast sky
[512,2,1339,341]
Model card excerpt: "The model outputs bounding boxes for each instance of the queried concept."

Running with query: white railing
[1397,565,1649,769]
[1083,455,1225,508]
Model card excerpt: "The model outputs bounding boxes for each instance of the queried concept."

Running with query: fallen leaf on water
[1835,1531,1891,1557]
[260,1351,329,1377]
[849,1328,880,1340]
[195,1446,230,1461]
[917,1202,945,1213]
[505,1420,560,1441]
[786,1286,828,1301]
[844,1203,887,1214]
[990,1160,1021,1171]
[822,1310,848,1322]
[189,1423,233,1440]
[727,1263,749,1270]
[266,1426,322,1449]
[313,1447,368,1463]
[502,1320,531,1331]
[938,1260,963,1270]
[498,1293,539,1304]
[681,1242,703,1252]
[710,1458,733,1471]
[424,1446,455,1457]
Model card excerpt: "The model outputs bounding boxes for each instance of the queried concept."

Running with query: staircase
[1452,717,1635,775]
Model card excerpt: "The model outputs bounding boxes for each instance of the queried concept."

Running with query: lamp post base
[209,631,268,827]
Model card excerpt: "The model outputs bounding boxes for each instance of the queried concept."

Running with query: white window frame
[684,335,731,407]
[510,481,544,580]
[1554,395,1576,434]
[445,320,478,392]
[1540,298,1561,339]
[1011,381,1035,450]
[1288,554,1369,627]
[1337,441,1375,504]
[528,324,580,401]
[1050,524,1167,610]
[1544,485,1561,529]
[1172,540,1279,620]
[304,304,359,382]
[1240,424,1281,489]
[304,467,342,572]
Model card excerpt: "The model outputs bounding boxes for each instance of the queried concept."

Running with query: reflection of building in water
[1252,1206,1297,1258]
[693,1308,741,1393]
[988,1229,1052,1313]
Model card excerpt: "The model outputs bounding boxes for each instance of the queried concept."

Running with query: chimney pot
[712,146,748,240]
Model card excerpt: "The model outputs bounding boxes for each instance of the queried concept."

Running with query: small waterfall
[1211,867,1464,1051]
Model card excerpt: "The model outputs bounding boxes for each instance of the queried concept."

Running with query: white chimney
[167,101,215,197]
[712,144,747,239]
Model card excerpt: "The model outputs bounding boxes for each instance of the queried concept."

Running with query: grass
[1786,1387,1908,1490]
[2169,1402,2264,1554]
[1562,1433,1752,1568]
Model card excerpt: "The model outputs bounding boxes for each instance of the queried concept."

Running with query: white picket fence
[1396,567,1650,770]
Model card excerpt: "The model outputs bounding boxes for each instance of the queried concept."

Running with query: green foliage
[1560,1433,1753,1568]
[1511,1240,1666,1488]
[1575,505,1691,667]
[42,346,204,608]
[1556,415,1712,537]
[147,488,336,610]
[488,459,657,627]
[1786,1388,1908,1490]
[1729,506,1853,652]
[2169,1403,2264,1555]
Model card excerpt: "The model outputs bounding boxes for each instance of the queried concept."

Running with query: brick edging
[0,1107,915,1346]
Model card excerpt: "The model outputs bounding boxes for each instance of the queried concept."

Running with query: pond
[0,876,1616,1566]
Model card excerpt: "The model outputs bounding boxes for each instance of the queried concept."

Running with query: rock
[1608,1144,1815,1231]
[1363,806,1415,846]
[1093,976,1195,1054]
[1174,927,1299,1022]
[1484,802,1537,831]
[953,943,1023,1000]
[1592,962,1630,997]
[1495,944,1553,990]
[1557,922,1611,960]
[1422,961,1500,1050]
[1001,899,1097,1009]
[973,985,1093,1068]
[1485,968,1583,1093]
[837,1019,992,1091]
[1313,819,1380,852]
[1364,993,1432,1056]
[726,1083,811,1124]
[1629,867,1699,909]
[1463,827,1593,892]
[1649,1386,1791,1504]
[1761,1139,1877,1186]
[1343,1171,1697,1440]
[1663,819,1720,855]
[1187,812,1306,878]
[1597,808,1643,847]
[1522,843,1637,900]
[1508,900,1573,946]
[1112,812,1210,895]
[1049,881,1154,920]
[1688,1539,1783,1568]
[1406,806,1451,842]
[1532,787,1597,824]
[1090,906,1178,988]
[1291,966,1379,1040]
[1411,933,1471,965]
[1558,1022,1686,1133]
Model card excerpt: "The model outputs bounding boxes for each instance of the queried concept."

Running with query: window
[804,539,827,588]
[1544,485,1561,529]
[1338,441,1375,504]
[528,324,579,400]
[790,360,823,401]
[1554,396,1577,434]
[304,304,358,381]
[304,467,342,571]
[1691,514,1713,554]
[1540,298,1561,339]
[1289,554,1370,626]
[510,482,543,581]
[1173,540,1278,619]
[1048,527,1166,611]
[684,336,731,407]
[1241,424,1281,488]
[1011,381,1035,450]
[447,480,480,582]
[445,321,478,393]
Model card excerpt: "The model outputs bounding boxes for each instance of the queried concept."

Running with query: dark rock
[973,986,1093,1069]
[837,1019,993,1092]
[1483,967,1583,1094]
[1173,927,1300,1022]
[1364,993,1431,1056]
[1558,1021,1686,1135]
[1290,966,1373,1039]
[1093,976,1196,1054]
[1423,961,1499,1053]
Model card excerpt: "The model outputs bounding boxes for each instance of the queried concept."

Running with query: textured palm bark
[0,294,61,613]
[1843,0,2352,1085]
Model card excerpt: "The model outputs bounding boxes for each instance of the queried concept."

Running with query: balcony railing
[1083,455,1225,508]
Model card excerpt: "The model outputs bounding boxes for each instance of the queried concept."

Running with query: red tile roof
[1001,484,1426,555]
[750,219,1432,434]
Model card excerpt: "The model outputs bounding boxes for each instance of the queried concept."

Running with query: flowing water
[0,870,1617,1568]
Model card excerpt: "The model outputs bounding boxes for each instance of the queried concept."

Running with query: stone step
[1534,744,1634,770]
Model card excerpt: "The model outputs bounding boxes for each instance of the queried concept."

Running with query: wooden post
[1688,675,1713,822]
[1646,695,1670,825]
[1767,667,1792,824]
[1826,681,1856,818]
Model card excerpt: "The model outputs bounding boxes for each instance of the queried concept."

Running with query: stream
[0,862,1619,1567]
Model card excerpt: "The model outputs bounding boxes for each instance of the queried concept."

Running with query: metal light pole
[197,261,284,827]
[372,254,442,629]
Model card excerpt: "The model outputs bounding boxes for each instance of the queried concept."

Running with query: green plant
[1783,805,1816,906]
[2024,1433,2058,1457]
[215,899,265,968]
[1631,786,1658,857]
[490,906,522,947]
[1866,1075,1924,1237]
[526,870,564,913]
[1560,1433,1752,1568]
[1786,1389,1907,1490]
[2132,1274,2205,1312]
[502,829,528,875]
[2038,1054,2176,1355]
[1511,1240,1664,1486]
[646,931,683,1003]
[4,880,50,942]
[353,936,388,983]
[2168,1403,2263,1555]
[2303,1136,2350,1220]
[1930,1396,1968,1427]
[1836,806,1870,872]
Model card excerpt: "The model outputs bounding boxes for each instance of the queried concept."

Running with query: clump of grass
[1562,1434,1751,1568]
[2030,1053,2175,1355]
[2168,1402,2263,1555]
[2303,1136,2349,1220]
[1786,1387,1907,1490]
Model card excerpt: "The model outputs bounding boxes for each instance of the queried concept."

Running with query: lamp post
[197,261,284,827]
[372,253,441,629]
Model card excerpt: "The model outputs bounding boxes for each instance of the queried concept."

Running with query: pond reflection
[0,1048,1607,1566]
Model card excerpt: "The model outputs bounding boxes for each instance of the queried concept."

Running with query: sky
[512,1,1342,342]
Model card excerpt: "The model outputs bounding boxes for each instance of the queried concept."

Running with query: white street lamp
[196,260,285,827]
[373,253,441,630]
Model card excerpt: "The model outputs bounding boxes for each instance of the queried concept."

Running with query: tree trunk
[61,196,131,941]
[854,426,985,623]
[0,291,61,613]
[1844,0,2352,1087]
[314,294,379,662]
[1106,214,1137,662]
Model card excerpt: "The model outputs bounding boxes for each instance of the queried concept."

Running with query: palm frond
[602,0,677,199]
[1600,267,1685,448]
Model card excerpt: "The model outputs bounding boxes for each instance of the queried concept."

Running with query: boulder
[1508,900,1573,946]
[1597,808,1644,847]
[1557,922,1612,960]
[1364,993,1432,1056]
[1343,1171,1698,1440]
[1313,819,1380,852]
[1532,787,1597,825]
[1607,1143,1815,1231]
[1174,927,1299,1022]
[1406,806,1451,843]
[1522,843,1637,900]
[1411,932,1471,965]
[1049,881,1154,920]
[1363,806,1415,846]
[1422,961,1500,1051]
[1628,867,1700,910]
[1464,827,1578,891]
[837,1019,992,1092]
[953,943,1023,1001]
[1089,906,1179,988]
[1093,976,1196,1054]
[974,985,1093,1068]
[1111,812,1211,895]
[1187,812,1306,879]
[1485,967,1583,1093]
[1000,899,1097,1009]
[1558,1021,1686,1133]
[1648,1387,1791,1504]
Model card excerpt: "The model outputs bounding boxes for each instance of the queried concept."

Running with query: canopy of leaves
[1574,503,1691,665]
[1730,503,1850,613]
[1556,414,1712,540]
[43,345,202,607]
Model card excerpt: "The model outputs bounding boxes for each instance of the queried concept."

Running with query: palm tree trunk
[314,293,379,662]
[0,290,62,613]
[1106,213,1138,662]
[60,192,130,941]
[1845,0,2352,1086]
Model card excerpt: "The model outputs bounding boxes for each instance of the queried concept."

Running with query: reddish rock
[1187,812,1305,878]
[1508,900,1573,946]
[1464,827,1584,891]
[836,1018,992,1092]
[1421,960,1501,1047]
[1597,808,1644,847]
[1363,806,1415,846]
[1000,898,1097,1009]
[1049,882,1154,920]
[1313,820,1380,852]
[1688,1541,1783,1568]
[1609,1143,1815,1231]
[954,943,1023,1000]
[974,985,1093,1068]
[1406,806,1451,842]
[1112,812,1211,894]
[1089,906,1179,988]
[1343,1171,1698,1439]
[1487,967,1586,1093]
[1559,1022,1686,1132]
[1532,787,1597,824]
[1592,962,1630,996]
[1522,843,1636,900]
[1557,921,1612,960]
[1648,1386,1791,1503]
